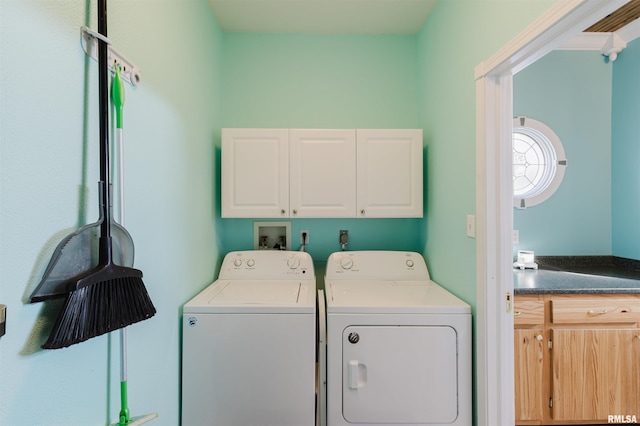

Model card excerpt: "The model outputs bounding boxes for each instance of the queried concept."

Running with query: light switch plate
[466,215,476,238]
[0,304,6,338]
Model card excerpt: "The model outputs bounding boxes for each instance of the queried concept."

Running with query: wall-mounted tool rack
[80,26,141,86]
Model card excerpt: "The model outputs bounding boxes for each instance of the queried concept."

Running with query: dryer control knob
[246,259,255,267]
[340,257,353,270]
[287,257,300,269]
[406,259,414,267]
[233,258,242,267]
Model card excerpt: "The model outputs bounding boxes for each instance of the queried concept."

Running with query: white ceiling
[208,0,438,34]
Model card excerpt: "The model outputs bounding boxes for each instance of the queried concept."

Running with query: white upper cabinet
[221,128,423,218]
[357,129,423,218]
[290,129,356,218]
[221,128,289,218]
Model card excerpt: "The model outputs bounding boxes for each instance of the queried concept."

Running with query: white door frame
[474,1,629,425]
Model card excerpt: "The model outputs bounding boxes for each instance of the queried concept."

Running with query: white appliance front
[324,251,472,426]
[182,251,316,426]
[342,325,458,424]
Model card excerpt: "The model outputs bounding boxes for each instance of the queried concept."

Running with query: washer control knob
[340,257,353,270]
[406,259,414,268]
[246,259,255,267]
[287,257,300,269]
[233,258,242,267]
[348,332,360,344]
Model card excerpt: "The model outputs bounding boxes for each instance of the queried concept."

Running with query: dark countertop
[513,256,640,294]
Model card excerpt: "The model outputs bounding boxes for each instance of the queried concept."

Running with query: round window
[512,117,567,208]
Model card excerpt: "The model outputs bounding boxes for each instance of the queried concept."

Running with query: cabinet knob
[293,209,297,215]
[514,311,522,316]
[360,209,366,215]
[280,209,286,215]
[536,334,543,341]
[587,309,608,315]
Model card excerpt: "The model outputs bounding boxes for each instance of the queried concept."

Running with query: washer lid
[325,280,470,314]
[184,280,316,314]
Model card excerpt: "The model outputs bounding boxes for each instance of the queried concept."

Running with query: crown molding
[556,16,640,60]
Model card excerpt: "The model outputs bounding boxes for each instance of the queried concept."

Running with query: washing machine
[320,251,471,426]
[182,250,317,426]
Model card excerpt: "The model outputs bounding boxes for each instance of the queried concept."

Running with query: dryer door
[342,325,458,424]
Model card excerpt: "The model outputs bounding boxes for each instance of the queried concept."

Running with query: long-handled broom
[43,0,155,350]
[110,63,157,426]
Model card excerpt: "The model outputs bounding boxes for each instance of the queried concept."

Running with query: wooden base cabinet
[551,328,640,422]
[514,295,546,424]
[514,329,545,422]
[515,294,640,425]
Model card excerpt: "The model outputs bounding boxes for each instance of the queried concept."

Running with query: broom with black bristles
[43,0,155,350]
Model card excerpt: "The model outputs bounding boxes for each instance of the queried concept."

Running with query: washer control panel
[325,251,430,281]
[219,250,314,279]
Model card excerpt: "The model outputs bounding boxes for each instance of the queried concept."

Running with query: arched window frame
[512,116,568,208]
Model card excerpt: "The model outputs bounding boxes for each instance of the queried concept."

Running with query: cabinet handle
[514,311,522,316]
[587,309,608,315]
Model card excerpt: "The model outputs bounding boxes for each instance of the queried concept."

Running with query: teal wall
[219,34,423,263]
[612,39,640,260]
[222,34,420,128]
[417,1,556,422]
[0,0,561,424]
[513,42,640,262]
[417,0,556,303]
[0,1,222,425]
[513,51,613,255]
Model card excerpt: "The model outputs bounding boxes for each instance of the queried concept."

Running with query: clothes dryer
[182,250,316,426]
[321,251,471,426]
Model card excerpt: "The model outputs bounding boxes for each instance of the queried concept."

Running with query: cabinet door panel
[551,328,640,421]
[356,129,423,218]
[290,129,356,218]
[514,329,545,422]
[222,129,289,218]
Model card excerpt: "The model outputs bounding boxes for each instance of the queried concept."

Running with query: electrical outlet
[300,230,309,244]
[339,230,349,246]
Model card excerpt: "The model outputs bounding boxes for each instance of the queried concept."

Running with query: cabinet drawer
[551,297,640,324]
[514,298,544,325]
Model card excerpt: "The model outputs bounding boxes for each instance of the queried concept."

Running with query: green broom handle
[119,379,130,425]
[112,63,125,129]
[112,63,130,426]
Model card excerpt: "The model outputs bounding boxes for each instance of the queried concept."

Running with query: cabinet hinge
[548,339,553,350]
[549,397,553,408]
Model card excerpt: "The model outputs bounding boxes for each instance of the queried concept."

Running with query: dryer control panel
[219,250,314,279]
[325,251,430,281]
